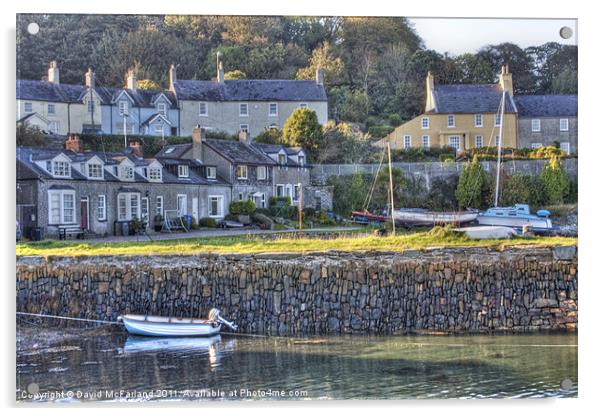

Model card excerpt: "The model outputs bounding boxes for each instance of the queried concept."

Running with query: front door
[80,197,89,230]
[192,197,199,221]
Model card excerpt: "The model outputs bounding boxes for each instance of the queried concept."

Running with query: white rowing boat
[393,208,479,226]
[118,308,238,337]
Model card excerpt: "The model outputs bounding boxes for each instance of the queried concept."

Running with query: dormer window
[121,166,134,180]
[50,160,71,177]
[157,103,166,116]
[178,165,189,178]
[149,167,162,181]
[206,166,217,180]
[119,100,129,116]
[87,163,103,179]
[278,154,286,165]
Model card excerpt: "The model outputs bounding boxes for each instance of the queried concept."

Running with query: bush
[254,127,283,144]
[268,196,292,207]
[540,155,570,204]
[229,199,256,215]
[498,174,546,208]
[387,113,402,126]
[368,125,394,138]
[439,153,456,162]
[198,217,217,228]
[455,155,490,209]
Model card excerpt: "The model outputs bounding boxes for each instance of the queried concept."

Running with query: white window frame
[48,103,56,115]
[52,160,71,178]
[236,165,248,180]
[24,102,33,113]
[531,119,541,132]
[156,196,164,216]
[199,102,208,116]
[117,192,141,221]
[447,114,455,128]
[157,102,167,116]
[239,103,249,117]
[87,100,94,113]
[208,195,224,218]
[153,123,163,135]
[449,135,461,151]
[120,165,134,181]
[206,166,217,180]
[149,167,162,181]
[560,142,571,155]
[119,100,129,116]
[278,153,286,165]
[422,135,430,149]
[559,119,569,132]
[269,102,278,116]
[494,114,501,127]
[48,121,60,134]
[421,117,429,129]
[178,165,189,178]
[293,184,301,205]
[531,143,543,149]
[97,195,106,221]
[403,135,411,149]
[177,194,188,216]
[48,190,76,225]
[475,135,484,148]
[87,163,103,179]
[276,184,285,197]
[474,113,483,127]
[257,165,267,180]
[240,124,249,133]
[141,197,150,225]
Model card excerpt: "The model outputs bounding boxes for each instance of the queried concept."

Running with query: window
[421,117,429,129]
[560,119,569,131]
[118,100,128,116]
[240,124,249,133]
[141,197,149,224]
[298,155,305,166]
[269,123,278,130]
[52,160,71,177]
[206,166,216,179]
[154,124,163,135]
[299,103,308,109]
[87,163,103,179]
[293,184,301,204]
[97,195,106,221]
[48,103,56,115]
[495,136,501,147]
[156,196,164,216]
[475,135,483,148]
[208,195,224,218]
[239,103,248,117]
[121,165,134,180]
[531,119,541,132]
[177,194,187,216]
[24,102,33,113]
[238,193,244,201]
[157,103,166,116]
[149,167,162,181]
[276,184,285,197]
[278,154,286,165]
[447,114,455,128]
[257,165,267,180]
[531,143,543,149]
[475,113,483,127]
[48,121,60,134]
[560,142,571,155]
[117,192,141,221]
[48,190,76,224]
[449,136,461,151]
[422,135,430,149]
[269,103,278,116]
[236,165,248,180]
[199,102,208,116]
[178,165,189,178]
[495,114,501,126]
[87,101,94,113]
[403,135,411,149]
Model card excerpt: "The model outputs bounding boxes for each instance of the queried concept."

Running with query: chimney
[65,134,82,153]
[85,68,95,88]
[126,69,137,91]
[238,130,249,143]
[48,61,60,85]
[191,125,203,161]
[425,71,436,112]
[217,61,225,84]
[128,141,143,158]
[169,64,177,91]
[316,68,324,86]
[499,64,513,96]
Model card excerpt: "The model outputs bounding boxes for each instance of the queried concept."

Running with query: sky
[408,18,577,55]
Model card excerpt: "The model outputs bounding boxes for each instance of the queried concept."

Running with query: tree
[254,128,283,144]
[282,109,324,160]
[349,171,367,212]
[137,79,161,90]
[295,42,345,86]
[224,70,246,80]
[540,155,570,204]
[16,124,46,147]
[551,67,577,94]
[455,155,489,209]
[477,43,536,93]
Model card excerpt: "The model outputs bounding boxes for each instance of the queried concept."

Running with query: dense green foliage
[540,155,570,204]
[282,109,324,159]
[229,200,257,215]
[198,217,217,228]
[17,15,577,126]
[498,174,546,207]
[455,156,490,209]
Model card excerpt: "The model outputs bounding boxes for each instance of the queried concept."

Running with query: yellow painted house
[378,66,518,151]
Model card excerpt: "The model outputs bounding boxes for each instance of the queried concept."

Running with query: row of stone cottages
[17,129,333,239]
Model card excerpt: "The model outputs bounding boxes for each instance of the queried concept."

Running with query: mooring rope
[16,311,120,325]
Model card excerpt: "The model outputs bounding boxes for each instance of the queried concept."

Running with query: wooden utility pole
[387,141,396,236]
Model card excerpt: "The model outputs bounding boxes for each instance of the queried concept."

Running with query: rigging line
[16,312,120,325]
[486,96,504,149]
[363,146,386,211]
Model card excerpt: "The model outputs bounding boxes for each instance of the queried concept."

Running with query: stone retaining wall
[16,246,578,335]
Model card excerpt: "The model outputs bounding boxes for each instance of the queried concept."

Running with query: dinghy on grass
[118,308,238,337]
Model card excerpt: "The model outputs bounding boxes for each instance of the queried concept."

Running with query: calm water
[16,325,577,401]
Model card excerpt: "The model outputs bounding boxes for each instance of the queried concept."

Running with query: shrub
[268,196,292,207]
[387,113,402,126]
[455,155,490,209]
[368,125,394,138]
[229,199,256,215]
[498,174,546,208]
[540,155,570,204]
[439,153,456,162]
[198,217,217,228]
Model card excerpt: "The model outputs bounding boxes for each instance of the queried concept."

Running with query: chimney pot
[126,69,137,91]
[48,60,60,85]
[191,126,203,161]
[128,141,143,157]
[316,68,324,85]
[238,130,249,143]
[85,68,95,88]
[169,64,177,90]
[217,61,225,84]
[65,134,82,153]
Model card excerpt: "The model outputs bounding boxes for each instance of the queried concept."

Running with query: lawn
[16,228,577,258]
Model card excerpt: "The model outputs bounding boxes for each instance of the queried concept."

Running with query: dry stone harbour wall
[16,246,578,335]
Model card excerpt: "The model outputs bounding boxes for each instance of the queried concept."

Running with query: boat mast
[494,90,506,207]
[387,141,396,236]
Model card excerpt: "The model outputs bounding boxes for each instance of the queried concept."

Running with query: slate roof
[109,88,178,108]
[173,79,327,102]
[155,144,192,159]
[204,139,276,165]
[431,84,517,114]
[513,95,577,117]
[252,143,305,167]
